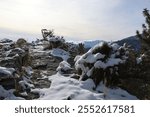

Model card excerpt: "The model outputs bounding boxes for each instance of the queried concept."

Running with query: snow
[19,76,34,89]
[32,45,44,52]
[0,67,15,79]
[50,48,70,61]
[136,54,145,64]
[5,48,25,57]
[19,92,28,97]
[49,37,65,43]
[111,43,120,51]
[24,66,33,76]
[85,53,105,63]
[79,79,95,91]
[0,85,24,100]
[0,38,13,43]
[86,67,94,77]
[94,58,122,69]
[136,58,142,64]
[94,61,107,69]
[96,83,137,100]
[74,55,82,62]
[32,74,102,100]
[31,74,138,100]
[57,61,72,73]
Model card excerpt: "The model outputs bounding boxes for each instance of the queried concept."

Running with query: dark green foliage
[105,67,120,87]
[83,63,94,69]
[92,68,104,86]
[118,8,150,99]
[77,68,82,75]
[137,8,150,48]
[92,42,112,57]
[92,67,120,87]
[78,43,85,55]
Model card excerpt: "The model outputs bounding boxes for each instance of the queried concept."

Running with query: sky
[0,0,150,42]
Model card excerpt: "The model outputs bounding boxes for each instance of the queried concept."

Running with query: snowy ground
[0,72,138,100]
[31,73,137,100]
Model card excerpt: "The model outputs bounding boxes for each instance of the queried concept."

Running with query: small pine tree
[78,43,85,55]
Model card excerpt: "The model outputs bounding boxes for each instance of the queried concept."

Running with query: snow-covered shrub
[18,77,34,93]
[48,36,67,50]
[57,61,72,74]
[41,29,67,50]
[75,42,129,87]
[15,66,34,93]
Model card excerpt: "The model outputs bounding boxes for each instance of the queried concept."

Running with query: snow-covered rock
[0,85,24,100]
[24,66,33,76]
[56,61,72,74]
[19,80,34,92]
[0,67,15,80]
[50,48,70,61]
[0,38,13,43]
[5,48,25,57]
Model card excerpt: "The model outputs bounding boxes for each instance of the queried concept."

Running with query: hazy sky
[0,0,150,41]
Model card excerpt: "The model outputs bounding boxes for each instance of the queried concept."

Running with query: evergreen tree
[78,43,85,55]
[137,8,150,51]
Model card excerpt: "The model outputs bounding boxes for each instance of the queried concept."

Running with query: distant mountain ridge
[115,36,141,51]
[0,36,141,52]
[83,36,141,52]
[83,40,104,49]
